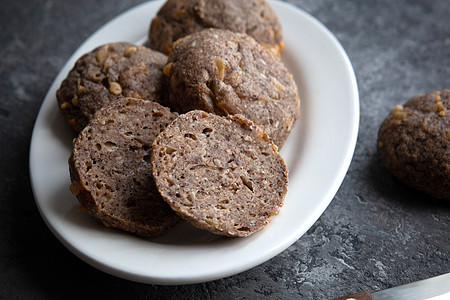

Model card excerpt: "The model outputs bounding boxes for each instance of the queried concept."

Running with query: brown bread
[151,110,288,237]
[57,42,168,134]
[164,29,300,148]
[69,98,180,237]
[148,0,283,56]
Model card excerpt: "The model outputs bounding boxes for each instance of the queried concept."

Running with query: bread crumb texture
[69,98,180,237]
[152,110,288,237]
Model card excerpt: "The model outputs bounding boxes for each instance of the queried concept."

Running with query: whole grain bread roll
[148,0,283,56]
[57,42,168,134]
[151,110,288,237]
[377,89,450,199]
[164,29,300,148]
[69,97,180,237]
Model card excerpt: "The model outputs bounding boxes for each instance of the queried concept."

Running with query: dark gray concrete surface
[0,0,448,299]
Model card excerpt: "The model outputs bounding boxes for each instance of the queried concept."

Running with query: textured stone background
[0,0,449,299]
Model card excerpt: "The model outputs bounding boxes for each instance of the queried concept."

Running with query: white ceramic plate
[29,0,359,285]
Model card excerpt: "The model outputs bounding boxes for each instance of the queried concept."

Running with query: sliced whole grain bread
[151,110,288,237]
[57,42,168,134]
[148,0,283,56]
[163,29,300,148]
[69,97,180,237]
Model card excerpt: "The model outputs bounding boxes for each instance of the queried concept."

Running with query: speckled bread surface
[164,28,300,148]
[57,42,167,133]
[377,89,450,199]
[69,97,180,237]
[151,110,288,237]
[148,0,283,56]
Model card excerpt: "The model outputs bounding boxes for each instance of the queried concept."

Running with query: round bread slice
[148,0,283,56]
[377,89,450,199]
[164,28,300,148]
[69,97,180,237]
[57,42,168,134]
[151,110,288,237]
